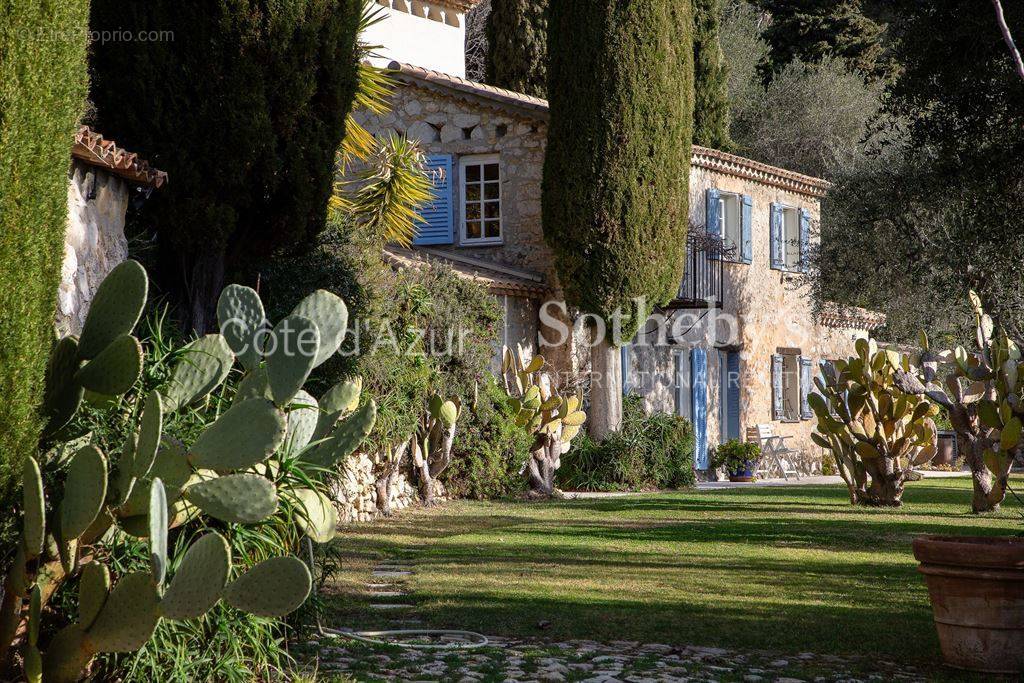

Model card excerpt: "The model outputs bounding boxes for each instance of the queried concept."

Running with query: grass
[323,477,1022,676]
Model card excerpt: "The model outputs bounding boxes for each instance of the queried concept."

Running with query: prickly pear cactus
[2,265,377,682]
[894,291,1024,513]
[810,338,938,507]
[499,345,586,497]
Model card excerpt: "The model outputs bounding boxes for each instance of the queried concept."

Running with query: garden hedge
[0,0,89,503]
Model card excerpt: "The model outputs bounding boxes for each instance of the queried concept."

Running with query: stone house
[358,0,883,474]
[58,126,166,335]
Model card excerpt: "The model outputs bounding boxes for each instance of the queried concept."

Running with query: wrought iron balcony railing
[666,231,725,309]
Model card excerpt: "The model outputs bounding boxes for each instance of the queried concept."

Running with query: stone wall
[330,450,418,524]
[57,161,131,336]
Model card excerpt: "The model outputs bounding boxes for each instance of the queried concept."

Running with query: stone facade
[359,64,882,476]
[57,161,132,336]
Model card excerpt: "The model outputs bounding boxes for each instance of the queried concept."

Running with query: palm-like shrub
[1,262,375,681]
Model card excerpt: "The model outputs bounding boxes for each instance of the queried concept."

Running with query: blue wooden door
[725,351,741,440]
[691,348,708,469]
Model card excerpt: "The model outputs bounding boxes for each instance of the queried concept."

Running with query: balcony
[665,231,725,309]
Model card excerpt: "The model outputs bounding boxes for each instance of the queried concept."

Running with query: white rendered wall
[364,5,467,77]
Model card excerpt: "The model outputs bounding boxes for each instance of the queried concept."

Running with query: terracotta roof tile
[73,126,167,189]
[387,62,831,197]
[383,245,550,298]
[819,302,887,331]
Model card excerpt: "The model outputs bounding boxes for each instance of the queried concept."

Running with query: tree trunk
[588,336,622,441]
[187,246,226,334]
[960,433,1007,513]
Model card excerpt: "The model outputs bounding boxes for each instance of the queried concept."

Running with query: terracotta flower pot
[932,431,958,467]
[913,535,1024,673]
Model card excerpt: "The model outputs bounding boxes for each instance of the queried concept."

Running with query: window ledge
[459,240,504,248]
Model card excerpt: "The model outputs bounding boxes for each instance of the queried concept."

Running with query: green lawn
[324,477,1021,672]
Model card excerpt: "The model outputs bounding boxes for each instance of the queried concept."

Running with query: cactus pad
[78,562,111,630]
[290,290,348,368]
[314,378,362,439]
[74,334,143,396]
[29,584,41,646]
[117,514,150,538]
[163,334,234,412]
[185,473,278,524]
[80,508,115,546]
[22,456,45,558]
[291,488,338,543]
[85,571,161,652]
[217,284,266,370]
[149,479,168,586]
[304,400,376,468]
[113,431,138,507]
[77,259,148,360]
[235,367,271,403]
[61,445,108,540]
[285,390,319,454]
[190,398,286,470]
[42,336,84,436]
[42,625,94,683]
[148,437,193,497]
[223,556,312,617]
[134,391,163,478]
[160,532,231,621]
[265,315,320,406]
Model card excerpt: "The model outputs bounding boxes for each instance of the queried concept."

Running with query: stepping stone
[373,570,412,577]
[375,565,412,571]
[369,590,407,598]
[369,603,415,610]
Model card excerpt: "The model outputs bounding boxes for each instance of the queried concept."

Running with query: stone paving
[300,554,926,683]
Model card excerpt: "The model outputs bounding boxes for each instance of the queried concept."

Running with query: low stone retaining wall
[331,451,419,523]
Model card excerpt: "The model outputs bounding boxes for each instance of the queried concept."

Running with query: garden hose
[304,539,489,651]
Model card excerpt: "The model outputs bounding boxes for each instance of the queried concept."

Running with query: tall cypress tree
[693,0,732,148]
[543,0,694,437]
[485,0,548,97]
[89,0,362,332]
[0,0,89,501]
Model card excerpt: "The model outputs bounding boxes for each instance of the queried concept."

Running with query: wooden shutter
[413,154,454,245]
[691,347,708,469]
[674,352,689,419]
[725,351,741,439]
[621,345,630,395]
[741,195,753,264]
[799,208,811,273]
[799,356,813,419]
[706,188,721,261]
[771,354,784,420]
[770,203,784,270]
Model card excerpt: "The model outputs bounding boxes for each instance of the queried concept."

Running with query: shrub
[558,396,696,492]
[0,0,89,532]
[711,438,761,473]
[442,379,532,499]
[486,0,548,98]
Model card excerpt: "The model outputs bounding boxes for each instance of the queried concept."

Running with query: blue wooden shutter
[770,203,784,270]
[621,345,630,395]
[799,356,813,419]
[691,347,708,469]
[727,351,741,438]
[674,352,689,418]
[413,154,454,245]
[799,208,811,273]
[706,189,721,261]
[771,354,784,420]
[740,195,753,264]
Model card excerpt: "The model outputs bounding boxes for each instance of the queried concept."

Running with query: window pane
[484,220,501,238]
[484,201,500,219]
[465,203,481,220]
[484,163,499,181]
[466,221,481,239]
[465,164,481,182]
[465,184,481,201]
[484,182,500,200]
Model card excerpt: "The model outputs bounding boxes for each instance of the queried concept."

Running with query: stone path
[300,552,926,683]
[302,635,926,682]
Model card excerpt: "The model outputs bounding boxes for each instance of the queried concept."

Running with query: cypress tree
[693,0,732,148]
[89,0,362,332]
[0,0,89,500]
[543,0,694,437]
[485,0,548,97]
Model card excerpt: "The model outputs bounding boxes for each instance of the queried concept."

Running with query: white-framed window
[719,193,742,258]
[460,154,502,245]
[782,206,801,269]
